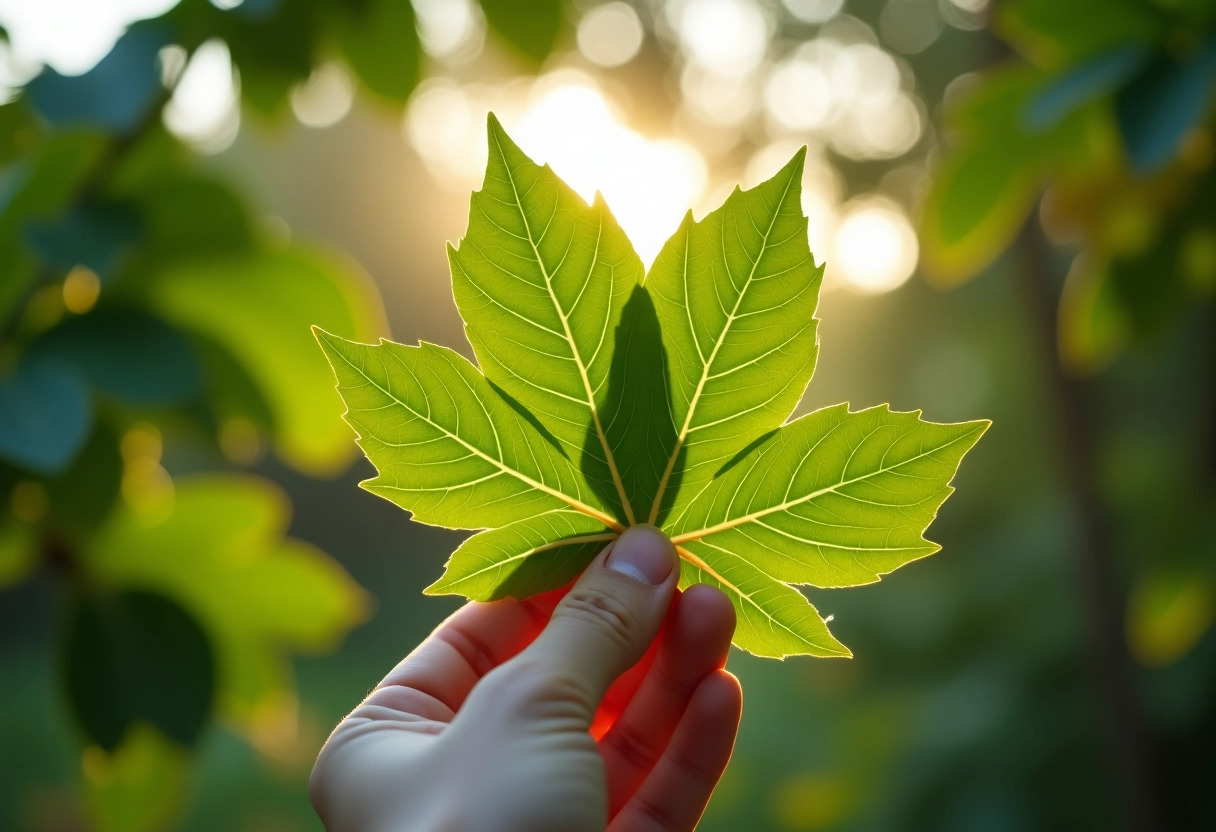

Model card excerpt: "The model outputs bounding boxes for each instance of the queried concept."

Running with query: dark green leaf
[64,589,216,751]
[24,202,142,279]
[1115,34,1216,173]
[45,421,123,537]
[29,309,202,405]
[27,24,169,133]
[327,0,420,101]
[0,356,92,475]
[480,0,564,64]
[87,475,368,725]
[1024,46,1149,131]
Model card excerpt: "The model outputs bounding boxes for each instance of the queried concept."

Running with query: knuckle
[633,791,680,831]
[557,585,639,651]
[669,740,721,787]
[606,720,664,770]
[478,658,590,722]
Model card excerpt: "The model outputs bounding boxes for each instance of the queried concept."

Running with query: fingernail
[606,526,675,585]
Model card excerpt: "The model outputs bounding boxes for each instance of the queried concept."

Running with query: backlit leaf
[320,118,988,658]
[86,475,368,727]
[148,246,384,476]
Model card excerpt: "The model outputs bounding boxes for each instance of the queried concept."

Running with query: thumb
[513,525,678,723]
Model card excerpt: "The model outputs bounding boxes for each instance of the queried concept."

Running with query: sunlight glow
[0,0,178,75]
[681,63,760,126]
[513,78,708,266]
[832,197,918,293]
[673,0,769,77]
[406,73,707,268]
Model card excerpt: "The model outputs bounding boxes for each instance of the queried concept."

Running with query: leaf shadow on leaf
[479,535,607,602]
[487,378,569,460]
[583,285,683,526]
[715,427,780,479]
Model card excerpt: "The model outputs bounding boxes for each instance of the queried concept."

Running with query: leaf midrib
[648,171,799,524]
[669,426,982,545]
[491,129,635,525]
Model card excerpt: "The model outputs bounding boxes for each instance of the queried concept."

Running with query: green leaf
[81,724,191,832]
[647,149,823,523]
[998,0,1166,69]
[147,246,384,475]
[313,331,617,531]
[479,0,564,64]
[449,115,645,522]
[85,475,368,727]
[665,404,989,657]
[319,118,989,658]
[29,309,202,406]
[0,515,38,589]
[326,0,420,102]
[64,588,216,751]
[920,66,1110,284]
[427,509,615,601]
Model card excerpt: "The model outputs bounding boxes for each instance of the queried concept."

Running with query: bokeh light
[672,0,770,76]
[762,34,924,160]
[879,0,945,55]
[513,75,707,266]
[831,197,919,293]
[781,0,846,25]
[291,62,355,129]
[414,0,485,63]
[577,2,645,68]
[163,38,240,153]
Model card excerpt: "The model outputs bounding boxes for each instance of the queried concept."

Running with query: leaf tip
[780,144,808,179]
[312,326,347,365]
[422,577,450,597]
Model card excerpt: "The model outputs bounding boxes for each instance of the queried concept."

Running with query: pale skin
[310,525,742,832]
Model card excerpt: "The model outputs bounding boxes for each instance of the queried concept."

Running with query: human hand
[309,525,741,832]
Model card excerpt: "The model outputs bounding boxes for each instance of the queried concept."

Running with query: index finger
[363,585,566,722]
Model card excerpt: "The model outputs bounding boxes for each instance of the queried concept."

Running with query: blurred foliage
[0,1,564,829]
[921,0,1216,374]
